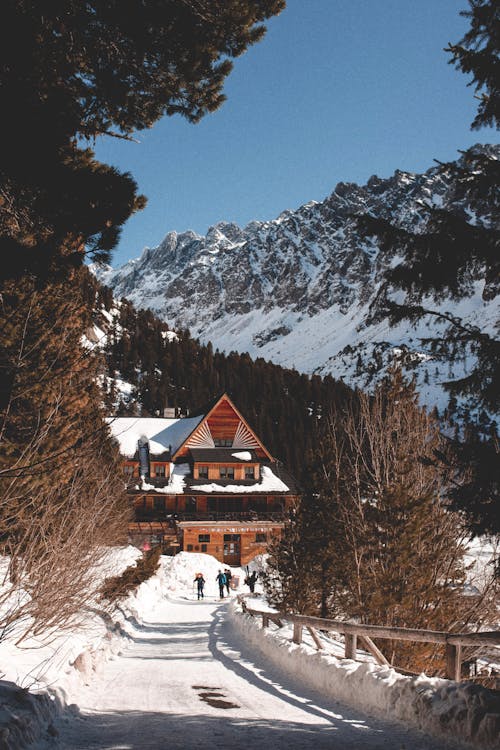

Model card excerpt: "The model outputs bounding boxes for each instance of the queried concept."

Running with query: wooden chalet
[108,393,300,565]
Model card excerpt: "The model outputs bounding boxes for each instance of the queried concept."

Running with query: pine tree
[356,0,500,537]
[266,372,495,674]
[1,0,285,278]
[446,0,499,130]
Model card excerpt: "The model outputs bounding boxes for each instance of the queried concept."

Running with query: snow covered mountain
[95,146,499,414]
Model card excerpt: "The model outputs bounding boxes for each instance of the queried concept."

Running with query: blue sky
[94,0,496,267]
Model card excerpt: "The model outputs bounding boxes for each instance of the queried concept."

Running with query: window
[244,466,255,480]
[255,532,267,543]
[198,465,208,479]
[154,464,166,477]
[214,438,233,447]
[219,466,234,479]
[201,544,207,553]
[124,464,135,475]
[187,544,193,551]
[198,534,210,543]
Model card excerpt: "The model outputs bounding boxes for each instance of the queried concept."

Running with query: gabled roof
[107,415,204,458]
[172,393,274,461]
[189,448,259,463]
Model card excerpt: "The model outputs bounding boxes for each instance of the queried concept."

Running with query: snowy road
[52,597,461,750]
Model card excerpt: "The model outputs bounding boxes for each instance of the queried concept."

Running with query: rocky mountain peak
[95,146,499,415]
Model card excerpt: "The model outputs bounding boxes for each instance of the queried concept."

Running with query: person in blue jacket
[215,570,226,599]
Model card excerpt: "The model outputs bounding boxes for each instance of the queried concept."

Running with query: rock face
[96,145,499,414]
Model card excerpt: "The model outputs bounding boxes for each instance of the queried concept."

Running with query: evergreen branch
[93,130,141,144]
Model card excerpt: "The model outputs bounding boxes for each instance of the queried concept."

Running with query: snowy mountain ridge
[95,145,499,415]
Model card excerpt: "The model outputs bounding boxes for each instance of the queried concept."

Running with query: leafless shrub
[0,273,131,644]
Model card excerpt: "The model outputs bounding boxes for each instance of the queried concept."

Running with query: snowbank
[229,599,500,749]
[0,681,62,750]
[2,547,498,749]
[0,546,161,749]
[161,551,249,600]
[0,549,249,748]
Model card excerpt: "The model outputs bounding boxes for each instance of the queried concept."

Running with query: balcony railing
[177,511,285,522]
[134,510,286,523]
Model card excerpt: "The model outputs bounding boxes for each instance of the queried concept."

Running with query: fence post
[446,642,462,682]
[262,614,269,629]
[293,622,303,644]
[345,633,357,660]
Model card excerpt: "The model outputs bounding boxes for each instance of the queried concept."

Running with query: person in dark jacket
[224,568,232,595]
[194,573,205,600]
[215,570,226,599]
[245,570,257,593]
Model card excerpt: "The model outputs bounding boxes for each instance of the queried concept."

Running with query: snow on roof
[231,451,252,461]
[107,416,204,457]
[141,464,190,494]
[195,466,289,494]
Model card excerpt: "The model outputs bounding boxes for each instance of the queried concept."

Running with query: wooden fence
[237,595,500,682]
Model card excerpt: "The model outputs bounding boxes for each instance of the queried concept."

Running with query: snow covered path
[51,597,461,750]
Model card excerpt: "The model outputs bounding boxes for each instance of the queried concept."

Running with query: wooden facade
[111,393,299,565]
[178,521,280,566]
[131,492,286,516]
[174,396,272,461]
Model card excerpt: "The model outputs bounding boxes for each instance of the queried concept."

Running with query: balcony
[177,511,285,522]
[134,510,286,523]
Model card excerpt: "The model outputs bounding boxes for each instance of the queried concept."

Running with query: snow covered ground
[0,549,498,749]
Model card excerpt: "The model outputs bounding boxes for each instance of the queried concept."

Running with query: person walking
[224,568,232,596]
[215,570,226,599]
[194,573,205,600]
[245,570,257,593]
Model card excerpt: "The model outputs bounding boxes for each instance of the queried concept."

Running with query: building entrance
[223,533,241,565]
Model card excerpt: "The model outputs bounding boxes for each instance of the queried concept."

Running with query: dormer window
[214,438,233,447]
[244,466,255,480]
[219,466,235,479]
[154,464,166,477]
[198,465,209,479]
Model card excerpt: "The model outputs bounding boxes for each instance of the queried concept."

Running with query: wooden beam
[307,626,324,650]
[446,643,462,682]
[269,615,284,628]
[447,631,500,647]
[359,635,391,667]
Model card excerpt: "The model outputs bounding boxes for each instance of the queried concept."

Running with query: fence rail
[237,595,500,682]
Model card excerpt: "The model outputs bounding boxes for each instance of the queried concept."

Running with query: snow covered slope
[95,146,499,414]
